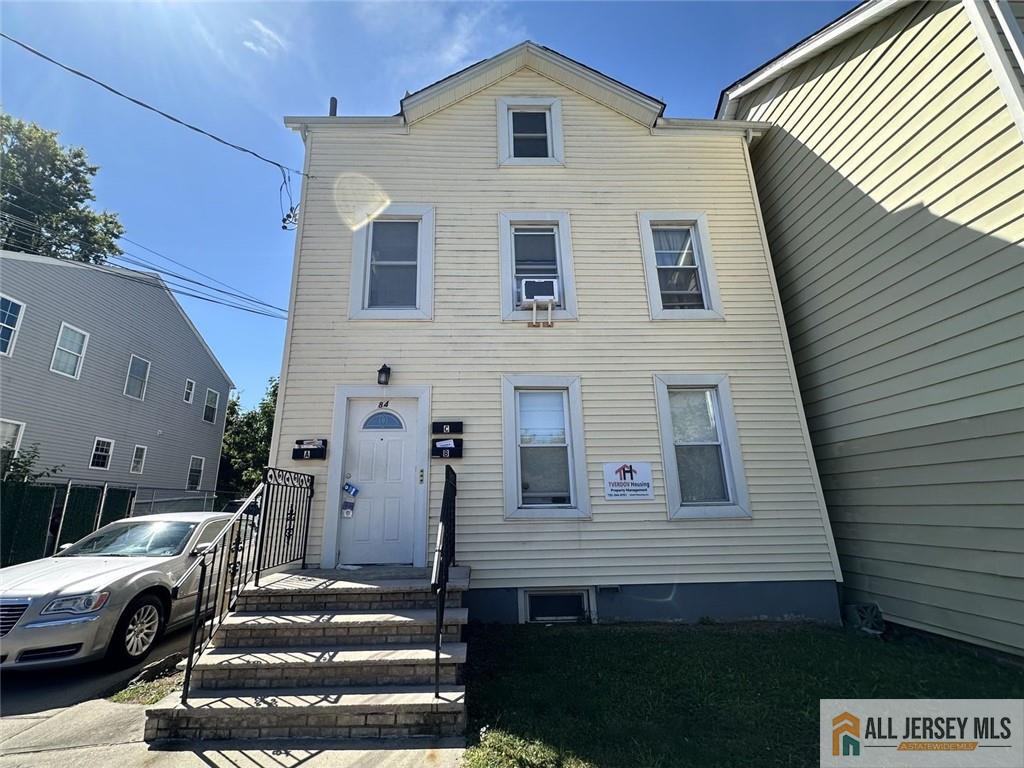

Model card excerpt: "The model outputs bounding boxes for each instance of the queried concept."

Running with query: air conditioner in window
[519,278,559,307]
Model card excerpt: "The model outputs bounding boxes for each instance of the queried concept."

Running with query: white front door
[338,398,419,564]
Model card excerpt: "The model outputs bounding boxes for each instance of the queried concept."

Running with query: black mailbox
[431,438,463,459]
[292,439,327,460]
[432,421,463,435]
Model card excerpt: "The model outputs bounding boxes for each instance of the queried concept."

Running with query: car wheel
[108,594,165,666]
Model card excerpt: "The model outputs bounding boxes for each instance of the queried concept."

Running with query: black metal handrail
[177,467,314,705]
[430,465,457,699]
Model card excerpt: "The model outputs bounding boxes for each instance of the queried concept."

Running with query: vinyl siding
[274,68,841,591]
[0,253,231,492]
[732,0,1024,654]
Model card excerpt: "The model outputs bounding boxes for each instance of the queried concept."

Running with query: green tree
[0,113,124,263]
[219,378,279,495]
[1,443,64,483]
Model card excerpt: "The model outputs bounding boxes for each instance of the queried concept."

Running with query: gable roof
[400,41,666,127]
[716,0,912,119]
[0,249,234,387]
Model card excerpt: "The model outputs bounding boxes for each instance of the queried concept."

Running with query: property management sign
[602,462,653,500]
[821,699,1024,767]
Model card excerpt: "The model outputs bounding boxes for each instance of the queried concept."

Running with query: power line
[1,180,286,311]
[0,31,310,179]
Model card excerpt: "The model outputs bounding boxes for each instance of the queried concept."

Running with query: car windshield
[58,521,198,557]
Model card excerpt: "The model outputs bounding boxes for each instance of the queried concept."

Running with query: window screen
[651,226,705,309]
[367,220,419,308]
[517,390,572,506]
[668,388,729,503]
[512,226,560,307]
[511,110,550,158]
[125,356,150,399]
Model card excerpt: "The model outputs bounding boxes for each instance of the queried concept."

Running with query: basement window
[519,588,595,623]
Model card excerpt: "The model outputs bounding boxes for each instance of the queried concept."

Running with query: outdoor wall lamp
[377,364,391,386]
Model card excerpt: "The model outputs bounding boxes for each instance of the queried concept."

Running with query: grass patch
[108,670,184,705]
[463,622,1023,768]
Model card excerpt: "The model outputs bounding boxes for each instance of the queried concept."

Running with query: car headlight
[41,592,110,615]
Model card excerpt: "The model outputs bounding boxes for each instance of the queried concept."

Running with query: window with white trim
[1,419,25,468]
[499,212,577,321]
[130,444,147,474]
[203,389,220,423]
[501,374,589,519]
[90,437,114,470]
[183,379,195,403]
[50,322,89,379]
[638,212,723,320]
[123,355,151,400]
[349,204,434,320]
[654,374,750,519]
[0,295,25,356]
[497,97,564,166]
[186,455,205,491]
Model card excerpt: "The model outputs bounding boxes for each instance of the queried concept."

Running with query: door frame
[323,384,431,568]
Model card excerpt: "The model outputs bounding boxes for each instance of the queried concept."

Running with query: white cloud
[242,18,289,59]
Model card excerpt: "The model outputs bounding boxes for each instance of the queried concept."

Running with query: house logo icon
[832,712,861,757]
[614,464,636,481]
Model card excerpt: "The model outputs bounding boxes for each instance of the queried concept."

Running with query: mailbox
[432,421,463,435]
[431,438,463,459]
[292,438,327,460]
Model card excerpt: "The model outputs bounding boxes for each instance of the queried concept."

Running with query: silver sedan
[0,511,233,669]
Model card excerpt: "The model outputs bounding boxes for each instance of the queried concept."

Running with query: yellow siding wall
[733,1,1024,654]
[275,68,840,590]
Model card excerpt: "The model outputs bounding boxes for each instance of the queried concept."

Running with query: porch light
[377,364,391,386]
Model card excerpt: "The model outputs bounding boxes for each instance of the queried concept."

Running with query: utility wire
[1,180,285,311]
[0,213,286,319]
[0,31,310,178]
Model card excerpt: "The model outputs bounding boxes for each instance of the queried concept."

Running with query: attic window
[498,97,564,166]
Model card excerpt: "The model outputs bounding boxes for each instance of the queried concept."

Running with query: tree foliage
[219,378,278,495]
[1,443,64,483]
[0,113,124,264]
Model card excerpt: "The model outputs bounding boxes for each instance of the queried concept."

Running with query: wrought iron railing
[429,465,457,699]
[175,467,314,705]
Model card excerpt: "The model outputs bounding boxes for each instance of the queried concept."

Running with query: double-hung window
[502,374,589,519]
[349,204,434,320]
[654,374,749,519]
[204,389,220,423]
[1,419,25,468]
[638,212,723,320]
[124,355,151,400]
[0,295,25,356]
[90,437,114,470]
[50,322,89,379]
[186,455,204,490]
[183,379,195,403]
[130,445,147,474]
[499,212,578,321]
[497,97,564,165]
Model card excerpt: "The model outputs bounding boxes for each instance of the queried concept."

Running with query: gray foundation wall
[465,580,841,624]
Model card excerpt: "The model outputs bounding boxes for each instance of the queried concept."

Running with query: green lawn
[462,622,1024,768]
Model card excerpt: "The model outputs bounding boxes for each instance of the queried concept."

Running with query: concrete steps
[145,566,469,742]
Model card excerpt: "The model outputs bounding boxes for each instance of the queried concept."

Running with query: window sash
[0,295,24,355]
[130,445,147,474]
[184,379,195,403]
[365,219,420,309]
[187,456,204,490]
[204,389,219,423]
[511,226,562,308]
[510,109,551,158]
[515,389,573,508]
[124,355,150,399]
[1,420,24,453]
[90,438,113,469]
[668,387,730,504]
[51,323,88,377]
[651,225,706,310]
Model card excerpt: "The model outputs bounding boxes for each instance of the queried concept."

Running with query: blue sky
[2,0,855,408]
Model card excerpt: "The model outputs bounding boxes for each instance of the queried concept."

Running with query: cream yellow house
[272,42,843,624]
[717,0,1024,654]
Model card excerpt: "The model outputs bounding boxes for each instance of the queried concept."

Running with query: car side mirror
[58,543,73,552]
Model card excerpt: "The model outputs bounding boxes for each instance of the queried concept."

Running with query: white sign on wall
[602,462,654,500]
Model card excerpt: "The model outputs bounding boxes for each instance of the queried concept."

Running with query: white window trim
[130,444,147,474]
[123,354,151,400]
[49,321,90,380]
[638,212,724,321]
[349,203,435,321]
[0,293,26,357]
[183,378,196,404]
[89,437,114,471]
[518,587,598,624]
[187,455,205,490]
[501,374,590,520]
[499,211,578,322]
[203,388,220,423]
[653,373,750,520]
[497,96,565,166]
[1,418,26,455]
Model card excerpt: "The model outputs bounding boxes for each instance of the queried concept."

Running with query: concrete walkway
[0,698,464,768]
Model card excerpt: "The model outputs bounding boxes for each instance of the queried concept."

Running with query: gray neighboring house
[0,250,233,494]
